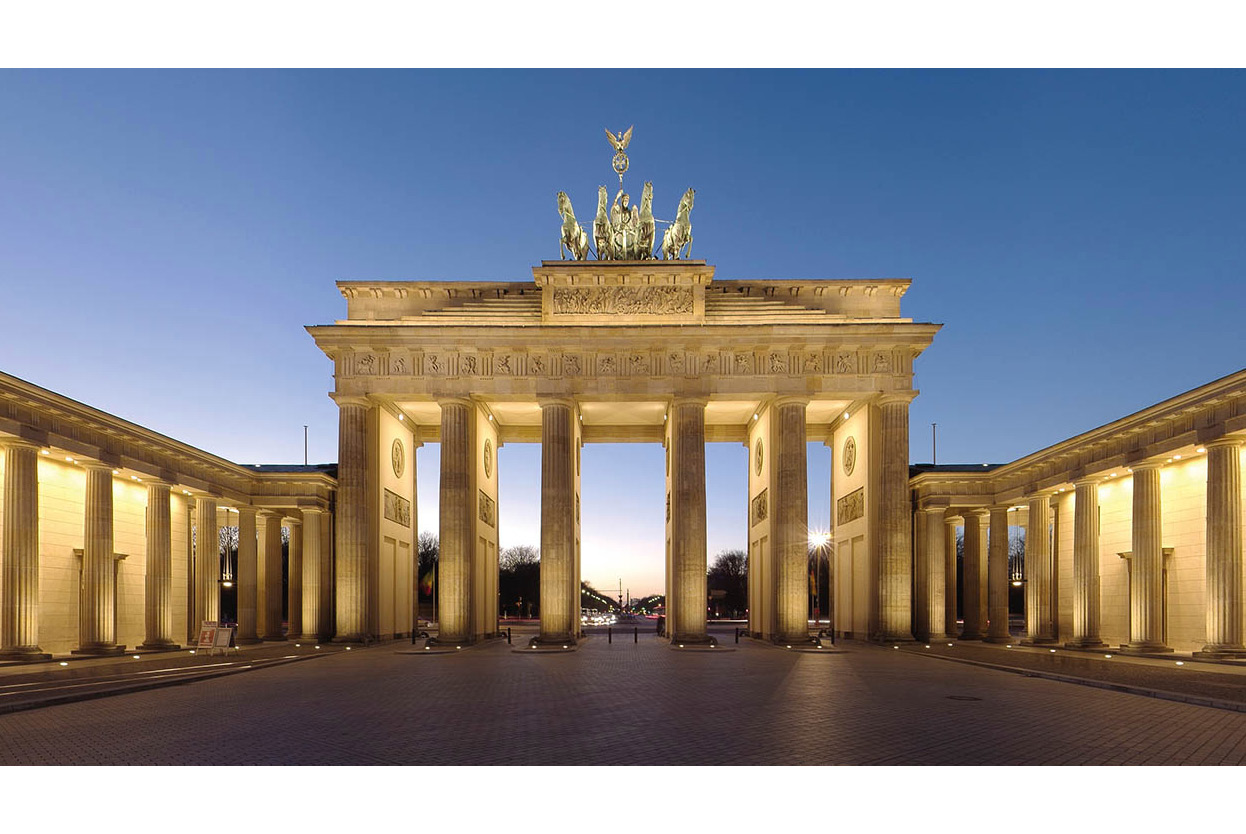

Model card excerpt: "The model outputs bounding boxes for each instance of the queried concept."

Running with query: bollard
[608,626,612,644]
[507,627,512,645]
[735,627,740,644]
[634,626,638,644]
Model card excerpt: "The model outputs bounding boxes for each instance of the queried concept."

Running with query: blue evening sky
[2,71,1243,596]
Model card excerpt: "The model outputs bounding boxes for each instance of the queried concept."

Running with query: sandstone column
[986,505,1012,642]
[77,463,123,655]
[1066,478,1105,648]
[300,507,325,641]
[922,508,948,640]
[194,496,220,627]
[258,511,284,640]
[1022,494,1056,644]
[1198,440,1245,657]
[335,396,370,642]
[960,510,987,639]
[879,395,913,641]
[287,517,303,641]
[1124,462,1170,652]
[0,439,49,660]
[235,506,259,643]
[914,509,930,640]
[773,397,810,644]
[538,399,576,645]
[139,481,178,651]
[439,398,474,644]
[944,515,959,637]
[670,398,709,645]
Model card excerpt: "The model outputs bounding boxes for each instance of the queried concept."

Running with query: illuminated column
[195,496,220,627]
[287,518,303,641]
[918,508,946,640]
[1022,494,1056,644]
[960,510,987,639]
[334,396,370,642]
[1066,478,1105,648]
[538,398,576,645]
[0,439,49,660]
[773,397,810,644]
[236,506,259,644]
[670,398,709,645]
[944,515,959,637]
[1198,439,1246,657]
[878,395,913,641]
[1124,462,1169,652]
[914,509,930,641]
[986,506,1012,642]
[438,398,474,644]
[77,463,123,655]
[258,511,284,640]
[138,481,178,651]
[300,507,326,641]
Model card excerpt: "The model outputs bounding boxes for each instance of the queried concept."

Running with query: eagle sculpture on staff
[606,125,633,180]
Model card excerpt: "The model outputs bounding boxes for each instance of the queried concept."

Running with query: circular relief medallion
[483,438,493,479]
[842,436,857,477]
[754,438,764,476]
[391,438,405,478]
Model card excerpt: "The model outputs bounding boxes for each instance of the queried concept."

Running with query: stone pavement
[2,626,1246,765]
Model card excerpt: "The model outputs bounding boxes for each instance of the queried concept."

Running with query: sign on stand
[197,621,236,656]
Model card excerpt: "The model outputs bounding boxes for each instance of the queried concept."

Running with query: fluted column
[985,506,1012,642]
[1123,462,1170,652]
[538,399,576,645]
[670,398,709,644]
[438,399,474,644]
[300,507,325,641]
[1066,478,1105,648]
[287,519,303,640]
[1199,439,1245,657]
[194,496,220,628]
[0,439,49,660]
[914,509,930,640]
[959,510,986,639]
[335,396,369,642]
[773,398,810,644]
[77,463,123,655]
[944,515,959,637]
[258,511,284,640]
[1022,494,1056,643]
[879,395,913,641]
[138,481,178,650]
[235,506,259,643]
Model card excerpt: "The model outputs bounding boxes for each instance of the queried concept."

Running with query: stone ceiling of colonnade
[306,260,941,440]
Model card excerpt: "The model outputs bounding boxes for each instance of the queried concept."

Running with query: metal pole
[932,422,937,466]
[304,425,309,466]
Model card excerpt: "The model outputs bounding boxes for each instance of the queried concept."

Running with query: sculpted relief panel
[552,286,693,316]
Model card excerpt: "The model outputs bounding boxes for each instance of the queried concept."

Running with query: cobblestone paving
[2,634,1246,765]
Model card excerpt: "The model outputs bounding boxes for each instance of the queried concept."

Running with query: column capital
[1206,436,1244,451]
[0,435,42,451]
[920,503,949,516]
[1132,459,1164,473]
[331,393,372,408]
[536,396,576,410]
[235,504,258,517]
[1073,475,1102,488]
[669,396,708,408]
[876,391,917,407]
[256,508,282,520]
[964,507,990,519]
[301,505,327,518]
[772,395,809,409]
[80,460,114,473]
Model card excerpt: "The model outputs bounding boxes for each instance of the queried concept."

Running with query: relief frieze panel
[383,488,411,526]
[836,487,864,526]
[552,286,693,316]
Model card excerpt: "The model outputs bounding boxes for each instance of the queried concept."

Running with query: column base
[0,648,52,662]
[296,634,326,644]
[72,645,126,657]
[525,635,577,651]
[984,635,1016,644]
[1118,642,1174,654]
[774,635,821,648]
[670,635,719,649]
[1193,646,1246,659]
[1064,638,1107,649]
[958,631,984,641]
[136,642,181,652]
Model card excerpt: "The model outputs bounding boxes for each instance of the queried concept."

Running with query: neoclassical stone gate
[309,260,939,646]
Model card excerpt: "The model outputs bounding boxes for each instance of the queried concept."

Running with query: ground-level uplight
[59,661,68,666]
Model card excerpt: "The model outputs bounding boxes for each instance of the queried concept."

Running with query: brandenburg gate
[307,130,940,648]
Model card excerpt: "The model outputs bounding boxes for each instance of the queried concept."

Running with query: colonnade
[915,437,1245,657]
[0,434,328,658]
